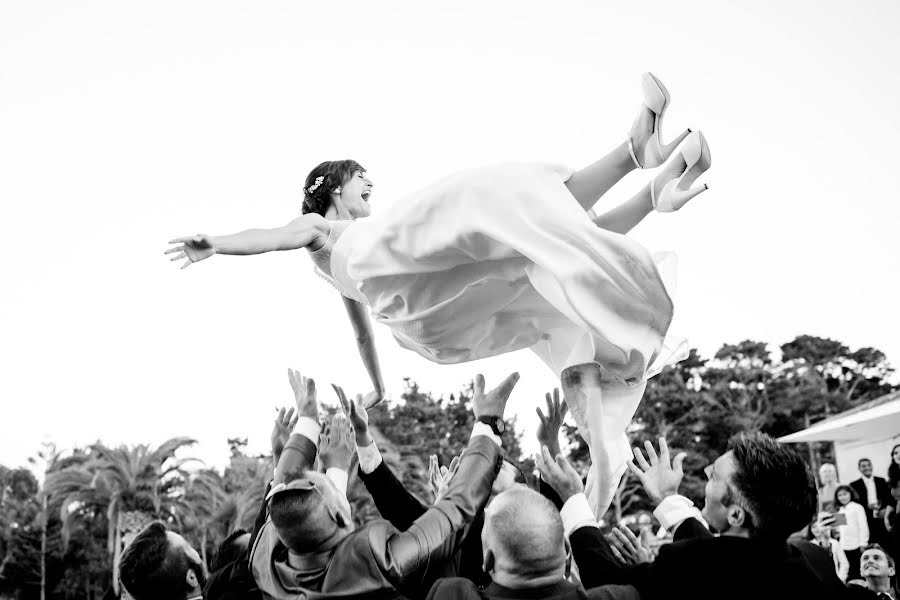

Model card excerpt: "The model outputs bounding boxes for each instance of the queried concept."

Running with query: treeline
[0,335,894,599]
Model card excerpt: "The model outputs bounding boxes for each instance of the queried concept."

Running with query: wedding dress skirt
[315,163,687,517]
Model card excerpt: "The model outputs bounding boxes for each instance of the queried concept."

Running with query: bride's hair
[301,159,366,216]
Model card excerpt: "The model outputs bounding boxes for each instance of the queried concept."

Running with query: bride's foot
[628,73,691,169]
[650,131,711,212]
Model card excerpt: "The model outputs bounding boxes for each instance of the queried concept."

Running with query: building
[779,390,900,483]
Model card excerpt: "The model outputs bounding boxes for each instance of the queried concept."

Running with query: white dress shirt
[862,475,879,506]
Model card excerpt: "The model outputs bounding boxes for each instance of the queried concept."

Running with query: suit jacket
[251,435,502,599]
[204,436,318,600]
[427,577,641,600]
[850,477,893,517]
[359,458,490,587]
[568,517,849,600]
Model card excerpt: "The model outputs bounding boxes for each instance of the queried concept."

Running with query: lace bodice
[308,219,353,293]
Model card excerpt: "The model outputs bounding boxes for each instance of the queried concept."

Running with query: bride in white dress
[166,73,711,516]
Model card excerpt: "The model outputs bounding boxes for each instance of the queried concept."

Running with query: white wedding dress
[310,163,687,516]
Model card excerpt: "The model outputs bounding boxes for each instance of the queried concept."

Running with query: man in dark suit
[250,372,519,600]
[850,459,895,551]
[538,432,849,600]
[427,486,639,600]
[332,382,527,588]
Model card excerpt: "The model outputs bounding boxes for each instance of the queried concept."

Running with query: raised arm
[333,385,428,530]
[166,213,328,268]
[342,296,385,405]
[374,373,520,595]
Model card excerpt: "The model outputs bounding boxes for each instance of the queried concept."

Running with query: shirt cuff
[356,441,383,474]
[560,493,599,537]
[471,422,502,447]
[653,494,696,532]
[326,467,348,496]
[295,417,321,448]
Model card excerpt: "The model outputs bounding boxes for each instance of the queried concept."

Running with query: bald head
[482,486,567,583]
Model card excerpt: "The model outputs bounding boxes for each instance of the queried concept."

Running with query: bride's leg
[590,153,688,235]
[564,141,636,211]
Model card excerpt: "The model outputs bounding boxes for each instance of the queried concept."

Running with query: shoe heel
[655,182,709,212]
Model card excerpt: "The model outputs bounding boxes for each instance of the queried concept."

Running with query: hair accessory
[306,175,325,195]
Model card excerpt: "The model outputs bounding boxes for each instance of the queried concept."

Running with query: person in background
[820,463,841,512]
[888,446,900,487]
[851,458,894,553]
[810,513,849,582]
[846,544,898,599]
[836,485,871,583]
[119,521,206,600]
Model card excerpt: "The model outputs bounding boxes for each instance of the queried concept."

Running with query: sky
[2,0,899,472]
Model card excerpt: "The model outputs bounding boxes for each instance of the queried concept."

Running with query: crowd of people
[115,369,900,600]
[803,452,900,584]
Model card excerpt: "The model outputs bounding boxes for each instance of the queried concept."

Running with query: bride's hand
[165,235,215,269]
[363,390,384,410]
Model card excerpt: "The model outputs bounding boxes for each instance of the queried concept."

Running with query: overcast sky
[2,0,899,471]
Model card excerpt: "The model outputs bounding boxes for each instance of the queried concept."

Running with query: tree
[43,437,199,597]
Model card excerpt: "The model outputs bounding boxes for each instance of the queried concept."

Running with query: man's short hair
[863,543,895,569]
[727,432,817,541]
[269,474,336,553]
[485,486,566,577]
[859,458,872,467]
[210,528,249,572]
[119,521,195,600]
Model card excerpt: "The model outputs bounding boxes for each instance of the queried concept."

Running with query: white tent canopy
[779,395,900,443]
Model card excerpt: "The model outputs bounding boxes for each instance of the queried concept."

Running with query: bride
[166,73,711,516]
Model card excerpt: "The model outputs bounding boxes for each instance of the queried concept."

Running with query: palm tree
[44,437,198,596]
[171,469,227,571]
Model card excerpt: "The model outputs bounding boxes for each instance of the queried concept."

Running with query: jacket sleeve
[359,459,428,531]
[570,525,660,591]
[672,517,714,542]
[878,478,894,509]
[366,435,501,594]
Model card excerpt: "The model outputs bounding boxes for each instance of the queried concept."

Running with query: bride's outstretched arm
[342,296,386,407]
[166,213,328,268]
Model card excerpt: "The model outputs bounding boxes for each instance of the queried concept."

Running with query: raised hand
[165,235,215,269]
[288,369,319,420]
[607,526,652,566]
[536,388,567,458]
[428,454,461,504]
[536,445,584,504]
[333,384,374,447]
[627,437,686,505]
[319,414,354,471]
[472,372,520,419]
[270,406,298,466]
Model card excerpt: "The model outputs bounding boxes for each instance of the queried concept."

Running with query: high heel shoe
[628,72,690,169]
[652,130,711,212]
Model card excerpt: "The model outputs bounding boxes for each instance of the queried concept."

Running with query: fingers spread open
[632,447,651,471]
[643,440,659,466]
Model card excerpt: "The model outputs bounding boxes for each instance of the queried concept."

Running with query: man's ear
[186,567,199,590]
[482,549,495,574]
[563,538,572,578]
[727,505,746,529]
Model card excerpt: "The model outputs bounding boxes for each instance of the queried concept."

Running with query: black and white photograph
[2,1,899,599]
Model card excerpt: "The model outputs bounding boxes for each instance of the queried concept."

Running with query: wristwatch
[477,415,506,436]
